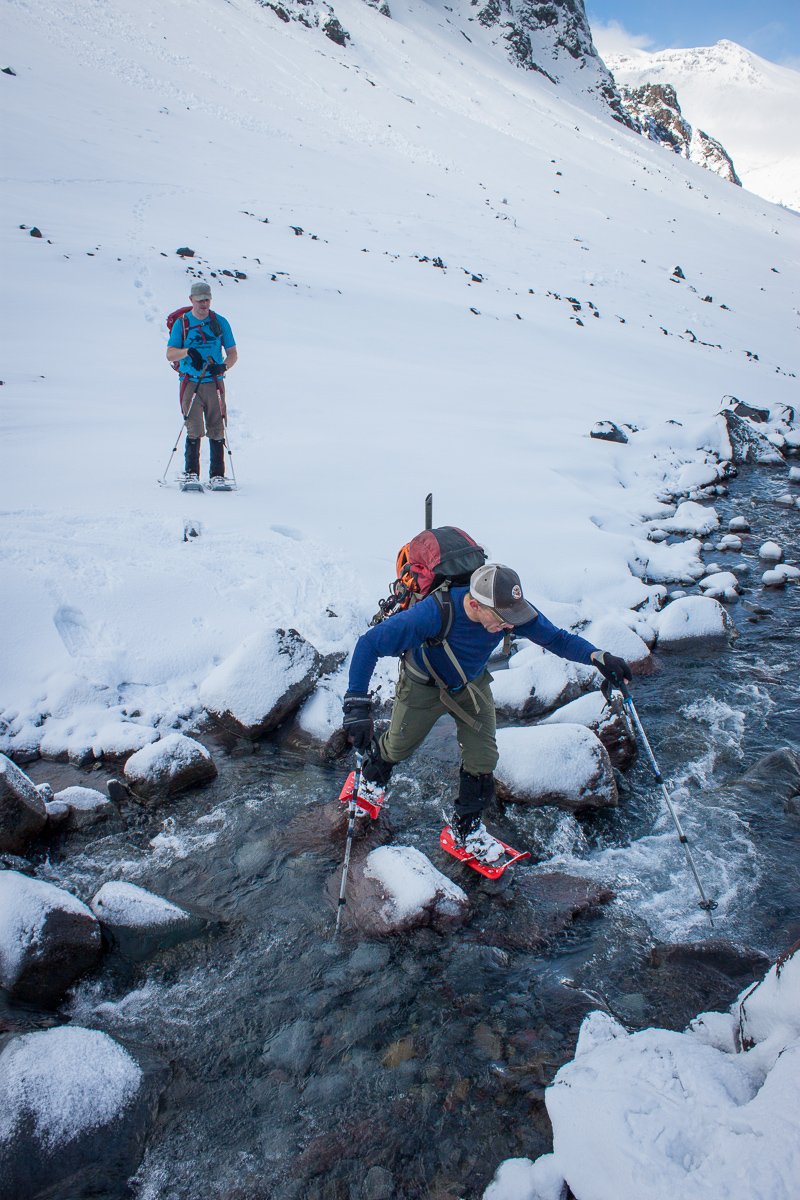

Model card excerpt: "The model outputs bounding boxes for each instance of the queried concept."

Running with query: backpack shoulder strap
[424,586,455,648]
[209,312,222,338]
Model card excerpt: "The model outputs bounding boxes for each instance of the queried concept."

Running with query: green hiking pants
[377,666,498,777]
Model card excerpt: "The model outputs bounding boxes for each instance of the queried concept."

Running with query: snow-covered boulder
[729,516,750,533]
[91,721,158,761]
[491,643,588,721]
[48,785,116,829]
[0,1026,168,1200]
[653,595,732,646]
[758,540,783,562]
[494,725,618,812]
[0,754,47,854]
[492,944,800,1200]
[90,881,205,960]
[655,500,719,536]
[124,733,217,799]
[540,691,636,771]
[0,870,101,1006]
[327,845,470,936]
[583,616,652,669]
[198,626,326,739]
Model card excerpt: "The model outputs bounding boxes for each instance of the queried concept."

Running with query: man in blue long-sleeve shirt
[342,563,631,859]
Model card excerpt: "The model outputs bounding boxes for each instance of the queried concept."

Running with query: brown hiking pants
[181,377,226,440]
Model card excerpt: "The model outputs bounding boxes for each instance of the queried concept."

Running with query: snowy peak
[603,39,800,209]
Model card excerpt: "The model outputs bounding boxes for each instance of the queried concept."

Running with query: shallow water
[13,463,800,1200]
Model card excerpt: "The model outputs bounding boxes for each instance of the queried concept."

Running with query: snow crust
[0,1026,141,1148]
[363,846,466,921]
[90,881,190,928]
[0,870,94,985]
[540,690,608,728]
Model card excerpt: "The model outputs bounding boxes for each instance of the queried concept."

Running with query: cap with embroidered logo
[469,563,537,625]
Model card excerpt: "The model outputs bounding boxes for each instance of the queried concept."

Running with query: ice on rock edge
[0,1026,142,1149]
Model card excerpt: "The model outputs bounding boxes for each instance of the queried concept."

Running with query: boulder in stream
[491,642,589,720]
[198,626,333,738]
[0,1025,169,1200]
[494,724,618,811]
[0,754,47,854]
[653,595,733,646]
[721,409,785,463]
[0,869,102,1006]
[48,785,117,829]
[469,871,616,951]
[326,845,470,935]
[539,691,637,771]
[90,881,206,960]
[713,747,800,817]
[124,732,217,799]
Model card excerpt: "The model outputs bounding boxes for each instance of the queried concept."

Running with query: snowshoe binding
[209,476,234,492]
[441,822,529,878]
[180,473,204,493]
[339,771,385,820]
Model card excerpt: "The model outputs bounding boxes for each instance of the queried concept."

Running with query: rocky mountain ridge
[616,81,740,186]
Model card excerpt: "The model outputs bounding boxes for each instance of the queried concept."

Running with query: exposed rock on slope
[616,82,740,185]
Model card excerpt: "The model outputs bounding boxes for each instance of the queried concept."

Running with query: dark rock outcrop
[721,410,785,464]
[615,81,740,185]
[0,755,47,855]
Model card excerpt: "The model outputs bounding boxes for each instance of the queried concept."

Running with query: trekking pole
[214,369,238,487]
[158,360,211,485]
[616,680,718,926]
[334,750,363,939]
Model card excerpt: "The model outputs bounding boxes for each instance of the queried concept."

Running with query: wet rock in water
[0,1025,169,1200]
[728,515,750,533]
[198,627,335,738]
[714,747,800,816]
[539,691,636,771]
[644,940,771,1032]
[363,1165,395,1198]
[0,754,47,854]
[124,732,217,799]
[283,797,394,857]
[262,1018,317,1073]
[469,872,615,951]
[717,534,742,551]
[652,595,733,646]
[495,725,618,812]
[590,421,627,443]
[48,784,117,829]
[0,870,101,1006]
[326,845,470,935]
[721,410,785,463]
[90,881,206,960]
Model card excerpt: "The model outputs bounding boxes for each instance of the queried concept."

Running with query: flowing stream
[11,463,800,1200]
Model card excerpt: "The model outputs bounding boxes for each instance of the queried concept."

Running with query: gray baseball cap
[190,281,212,298]
[470,563,537,625]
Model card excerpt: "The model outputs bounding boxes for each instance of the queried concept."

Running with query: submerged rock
[469,872,615,951]
[495,724,618,812]
[326,845,470,935]
[0,1025,168,1200]
[283,796,394,857]
[713,748,800,817]
[124,733,217,799]
[0,870,101,1006]
[0,754,47,854]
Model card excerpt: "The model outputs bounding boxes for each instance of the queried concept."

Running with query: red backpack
[166,307,223,373]
[372,526,487,639]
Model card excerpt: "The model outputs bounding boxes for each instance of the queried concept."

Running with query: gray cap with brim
[469,563,537,625]
[190,282,212,298]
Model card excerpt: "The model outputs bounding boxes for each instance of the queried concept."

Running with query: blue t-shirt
[348,586,598,693]
[168,311,235,378]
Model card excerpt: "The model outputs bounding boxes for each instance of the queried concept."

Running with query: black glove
[186,347,204,371]
[591,650,632,693]
[342,692,374,752]
[209,361,226,378]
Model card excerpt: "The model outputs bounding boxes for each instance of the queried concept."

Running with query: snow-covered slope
[1,0,798,755]
[604,40,800,211]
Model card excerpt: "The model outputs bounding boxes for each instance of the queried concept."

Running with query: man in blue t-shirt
[342,563,631,858]
[166,282,238,483]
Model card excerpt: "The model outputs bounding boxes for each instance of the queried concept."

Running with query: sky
[587,1,800,70]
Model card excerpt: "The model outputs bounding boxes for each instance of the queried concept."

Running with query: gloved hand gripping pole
[616,680,718,926]
[334,751,363,938]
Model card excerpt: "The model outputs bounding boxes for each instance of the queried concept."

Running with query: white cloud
[589,18,656,60]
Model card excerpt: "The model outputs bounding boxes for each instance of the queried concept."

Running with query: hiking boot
[463,822,503,863]
[210,476,226,488]
[450,810,483,845]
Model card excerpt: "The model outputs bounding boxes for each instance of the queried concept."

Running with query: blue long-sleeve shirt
[348,586,598,694]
